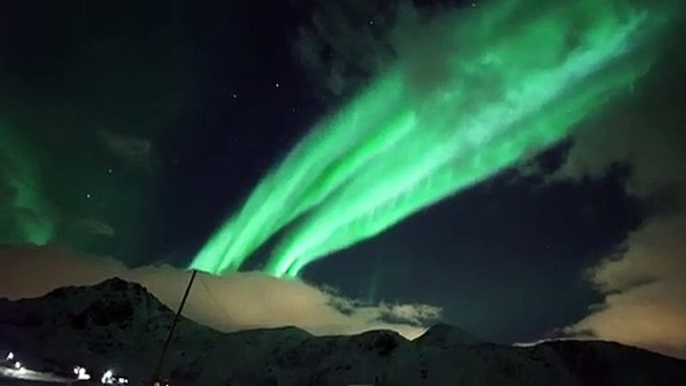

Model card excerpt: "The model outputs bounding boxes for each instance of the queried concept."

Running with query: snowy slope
[1,278,685,386]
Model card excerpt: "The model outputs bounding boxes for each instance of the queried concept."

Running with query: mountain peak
[31,277,178,336]
[44,276,149,300]
[92,276,148,294]
[415,323,485,347]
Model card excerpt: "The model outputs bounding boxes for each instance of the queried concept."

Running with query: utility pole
[150,269,198,385]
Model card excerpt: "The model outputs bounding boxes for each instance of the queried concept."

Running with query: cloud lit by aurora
[191,0,681,278]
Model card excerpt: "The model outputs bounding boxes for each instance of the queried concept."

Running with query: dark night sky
[1,0,685,354]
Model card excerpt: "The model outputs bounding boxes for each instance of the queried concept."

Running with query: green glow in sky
[0,120,54,245]
[191,0,679,277]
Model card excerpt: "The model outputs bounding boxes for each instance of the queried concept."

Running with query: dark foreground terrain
[1,278,685,385]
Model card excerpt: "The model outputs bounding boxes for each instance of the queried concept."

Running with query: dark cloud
[292,0,475,101]
[292,0,400,99]
[550,82,686,200]
[548,12,686,195]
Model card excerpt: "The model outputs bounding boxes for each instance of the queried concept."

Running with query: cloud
[550,30,686,360]
[0,245,440,340]
[549,20,686,199]
[76,218,116,237]
[292,0,399,99]
[98,130,155,172]
[293,0,465,101]
[566,215,686,359]
[549,93,686,201]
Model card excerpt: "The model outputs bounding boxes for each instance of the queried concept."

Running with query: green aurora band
[191,0,681,277]
[0,120,54,245]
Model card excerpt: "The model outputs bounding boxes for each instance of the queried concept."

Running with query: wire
[196,273,236,329]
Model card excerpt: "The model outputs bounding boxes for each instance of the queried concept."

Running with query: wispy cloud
[98,130,154,172]
[76,218,116,237]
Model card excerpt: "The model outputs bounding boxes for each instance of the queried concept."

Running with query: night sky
[1,0,685,358]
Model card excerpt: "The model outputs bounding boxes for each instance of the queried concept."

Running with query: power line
[197,273,236,328]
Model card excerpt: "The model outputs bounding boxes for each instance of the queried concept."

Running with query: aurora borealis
[0,121,54,245]
[2,0,686,359]
[191,0,680,277]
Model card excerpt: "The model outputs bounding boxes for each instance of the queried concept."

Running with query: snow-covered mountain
[1,277,685,385]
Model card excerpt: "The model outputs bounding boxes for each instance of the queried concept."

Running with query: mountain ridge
[1,277,685,385]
